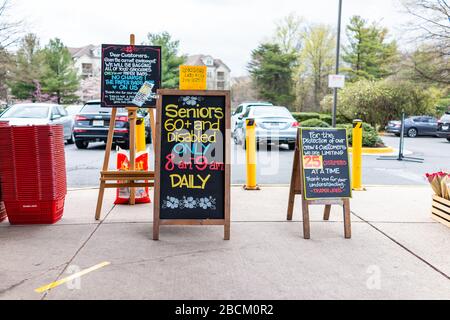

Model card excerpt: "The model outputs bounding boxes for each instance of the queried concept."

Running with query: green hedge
[301,119,331,128]
[292,112,348,125]
[319,114,333,125]
[337,123,385,148]
[292,112,321,123]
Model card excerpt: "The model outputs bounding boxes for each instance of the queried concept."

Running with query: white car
[234,106,299,150]
[0,103,75,144]
[231,102,273,134]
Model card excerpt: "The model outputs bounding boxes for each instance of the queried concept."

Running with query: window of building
[217,72,225,81]
[204,57,214,67]
[82,63,93,77]
[217,81,225,90]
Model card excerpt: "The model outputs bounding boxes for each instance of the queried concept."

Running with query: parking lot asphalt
[65,135,450,188]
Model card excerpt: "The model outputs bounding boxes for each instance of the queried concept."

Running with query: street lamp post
[332,0,343,128]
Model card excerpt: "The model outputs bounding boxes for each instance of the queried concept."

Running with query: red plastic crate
[0,125,67,224]
[4,197,65,225]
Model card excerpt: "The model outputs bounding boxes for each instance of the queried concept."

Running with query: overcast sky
[11,0,411,76]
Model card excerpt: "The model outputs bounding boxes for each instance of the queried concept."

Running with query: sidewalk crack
[40,205,116,300]
[351,211,450,281]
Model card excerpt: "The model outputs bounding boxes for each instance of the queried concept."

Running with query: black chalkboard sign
[101,44,161,108]
[154,90,231,226]
[300,128,352,200]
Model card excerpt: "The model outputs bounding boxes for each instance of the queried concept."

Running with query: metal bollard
[244,118,260,191]
[136,118,147,152]
[352,119,364,191]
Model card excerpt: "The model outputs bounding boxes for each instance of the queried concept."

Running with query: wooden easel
[95,34,156,220]
[287,130,352,239]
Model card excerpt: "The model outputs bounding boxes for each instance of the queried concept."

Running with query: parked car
[231,102,273,134]
[65,104,84,119]
[0,103,74,144]
[233,106,299,150]
[72,100,151,150]
[385,116,439,138]
[0,103,8,115]
[437,112,450,142]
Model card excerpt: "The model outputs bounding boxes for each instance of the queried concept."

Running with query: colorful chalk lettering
[158,94,227,220]
[101,44,161,108]
[300,129,352,200]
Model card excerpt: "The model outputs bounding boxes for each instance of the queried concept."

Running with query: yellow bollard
[244,119,260,191]
[136,118,147,152]
[352,119,365,191]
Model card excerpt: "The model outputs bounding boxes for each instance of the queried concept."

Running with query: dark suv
[437,112,450,142]
[73,101,151,150]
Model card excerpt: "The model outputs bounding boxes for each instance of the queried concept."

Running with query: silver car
[234,106,299,150]
[0,103,75,144]
[231,102,273,134]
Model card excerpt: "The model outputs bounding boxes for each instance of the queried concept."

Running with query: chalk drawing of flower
[183,196,197,209]
[181,96,198,106]
[199,198,211,209]
[164,197,180,209]
[199,197,216,210]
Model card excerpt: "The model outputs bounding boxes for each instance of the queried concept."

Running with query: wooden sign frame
[95,35,156,220]
[287,130,352,239]
[153,90,231,241]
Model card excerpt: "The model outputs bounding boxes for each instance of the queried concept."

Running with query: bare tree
[0,0,22,48]
[273,13,305,54]
[403,0,449,42]
[402,0,450,84]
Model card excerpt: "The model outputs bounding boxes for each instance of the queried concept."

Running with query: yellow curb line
[349,147,394,155]
[35,261,111,293]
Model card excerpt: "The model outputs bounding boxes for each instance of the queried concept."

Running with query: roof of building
[68,45,99,59]
[186,55,231,72]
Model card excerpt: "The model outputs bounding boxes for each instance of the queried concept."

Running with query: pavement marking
[35,262,111,294]
[41,204,117,300]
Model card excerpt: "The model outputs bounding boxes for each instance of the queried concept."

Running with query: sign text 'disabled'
[300,128,352,200]
[101,44,161,108]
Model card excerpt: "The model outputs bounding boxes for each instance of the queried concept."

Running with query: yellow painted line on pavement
[348,147,394,155]
[35,261,111,293]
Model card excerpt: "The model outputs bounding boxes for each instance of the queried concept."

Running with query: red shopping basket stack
[0,124,67,225]
[0,121,9,222]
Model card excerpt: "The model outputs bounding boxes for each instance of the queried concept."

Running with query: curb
[68,184,429,192]
[348,147,395,155]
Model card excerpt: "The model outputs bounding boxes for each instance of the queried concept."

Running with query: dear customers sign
[101,44,161,108]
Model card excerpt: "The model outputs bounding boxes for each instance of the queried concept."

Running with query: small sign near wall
[328,74,346,89]
[179,66,207,91]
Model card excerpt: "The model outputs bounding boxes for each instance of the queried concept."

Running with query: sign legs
[343,199,352,239]
[95,182,106,221]
[324,205,332,221]
[224,223,231,241]
[153,221,160,241]
[299,202,351,240]
[302,200,311,240]
[95,108,117,221]
[287,137,301,221]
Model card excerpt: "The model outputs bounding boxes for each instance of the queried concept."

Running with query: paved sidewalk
[0,186,449,300]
